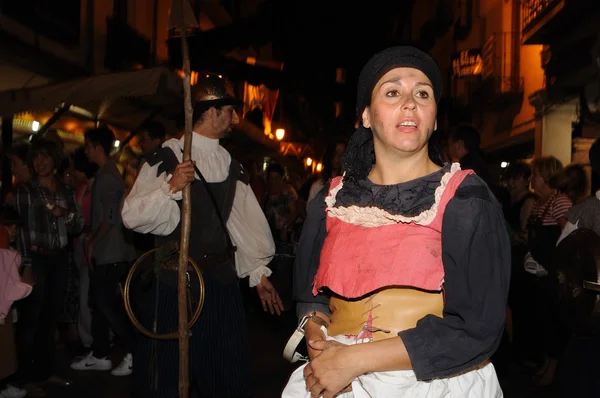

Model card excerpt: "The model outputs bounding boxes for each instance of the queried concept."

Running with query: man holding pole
[122,73,283,397]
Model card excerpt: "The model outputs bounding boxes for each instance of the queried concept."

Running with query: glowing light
[316,163,323,172]
[501,161,509,168]
[306,157,313,167]
[31,121,40,132]
[275,128,285,141]
[114,140,121,148]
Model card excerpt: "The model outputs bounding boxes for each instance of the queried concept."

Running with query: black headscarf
[341,46,443,182]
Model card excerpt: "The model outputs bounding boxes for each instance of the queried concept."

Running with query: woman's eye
[386,90,399,97]
[415,91,430,99]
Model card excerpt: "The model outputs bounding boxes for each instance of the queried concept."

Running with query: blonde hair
[531,155,566,189]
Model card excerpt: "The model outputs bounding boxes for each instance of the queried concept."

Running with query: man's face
[213,106,240,139]
[84,138,99,164]
[447,139,463,162]
[9,155,30,183]
[139,131,161,156]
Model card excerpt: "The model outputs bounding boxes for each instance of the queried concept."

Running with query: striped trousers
[132,271,253,398]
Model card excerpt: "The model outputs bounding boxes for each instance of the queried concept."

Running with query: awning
[0,66,287,153]
[0,67,184,131]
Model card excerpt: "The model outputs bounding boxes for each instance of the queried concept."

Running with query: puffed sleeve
[293,185,331,320]
[399,175,511,380]
[228,180,275,287]
[121,160,182,236]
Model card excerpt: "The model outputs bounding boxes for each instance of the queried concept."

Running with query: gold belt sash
[328,288,444,341]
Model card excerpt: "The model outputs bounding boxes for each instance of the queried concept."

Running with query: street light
[275,128,285,141]
[316,162,323,172]
[31,120,40,132]
[306,157,313,167]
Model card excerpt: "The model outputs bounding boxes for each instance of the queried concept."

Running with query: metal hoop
[122,248,205,340]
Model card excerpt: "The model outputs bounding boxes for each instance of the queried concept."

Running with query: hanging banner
[452,49,483,79]
[243,82,279,137]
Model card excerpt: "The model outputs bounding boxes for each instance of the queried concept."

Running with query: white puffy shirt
[121,133,275,287]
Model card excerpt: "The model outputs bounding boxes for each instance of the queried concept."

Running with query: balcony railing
[522,0,564,31]
[475,33,524,108]
[521,0,568,44]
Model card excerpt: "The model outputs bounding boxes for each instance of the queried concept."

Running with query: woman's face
[362,67,437,159]
[530,169,547,193]
[507,176,528,194]
[33,152,55,177]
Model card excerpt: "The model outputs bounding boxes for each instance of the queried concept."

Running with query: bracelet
[307,311,329,328]
[282,311,329,363]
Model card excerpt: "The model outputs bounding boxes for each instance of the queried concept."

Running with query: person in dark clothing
[283,46,510,398]
[447,123,492,184]
[138,121,167,159]
[122,73,283,398]
[448,123,510,215]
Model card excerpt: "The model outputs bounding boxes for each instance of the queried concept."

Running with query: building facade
[406,0,600,178]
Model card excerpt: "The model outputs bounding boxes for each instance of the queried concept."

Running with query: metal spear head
[168,0,198,31]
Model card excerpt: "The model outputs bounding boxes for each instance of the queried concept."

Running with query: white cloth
[523,251,548,277]
[557,190,600,245]
[282,329,503,398]
[121,133,275,287]
[557,220,579,245]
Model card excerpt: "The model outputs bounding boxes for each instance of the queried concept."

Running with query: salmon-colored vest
[313,167,474,299]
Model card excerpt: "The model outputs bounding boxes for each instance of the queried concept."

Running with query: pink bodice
[313,167,473,299]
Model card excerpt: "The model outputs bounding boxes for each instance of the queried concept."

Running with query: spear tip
[168,0,199,31]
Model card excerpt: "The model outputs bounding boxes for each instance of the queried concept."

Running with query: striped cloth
[133,271,252,398]
[530,192,572,226]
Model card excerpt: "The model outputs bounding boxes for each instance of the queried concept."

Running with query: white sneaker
[110,353,133,376]
[70,351,112,371]
[0,385,27,398]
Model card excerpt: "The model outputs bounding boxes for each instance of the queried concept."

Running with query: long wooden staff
[168,1,198,396]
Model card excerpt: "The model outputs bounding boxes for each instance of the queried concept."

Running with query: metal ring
[121,248,205,340]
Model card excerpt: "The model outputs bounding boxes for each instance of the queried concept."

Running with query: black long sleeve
[293,186,330,319]
[399,176,511,380]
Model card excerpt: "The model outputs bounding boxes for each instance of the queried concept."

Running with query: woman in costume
[283,46,510,398]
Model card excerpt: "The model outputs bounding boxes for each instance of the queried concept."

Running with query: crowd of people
[0,45,598,398]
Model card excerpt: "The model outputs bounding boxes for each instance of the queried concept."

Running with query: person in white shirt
[558,138,600,244]
[121,73,282,398]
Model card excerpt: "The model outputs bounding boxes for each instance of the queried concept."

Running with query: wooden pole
[178,14,193,398]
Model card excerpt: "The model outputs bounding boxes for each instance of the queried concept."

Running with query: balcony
[476,76,525,106]
[522,0,600,44]
[474,33,524,108]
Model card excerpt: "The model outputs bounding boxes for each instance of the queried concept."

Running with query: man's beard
[219,126,233,139]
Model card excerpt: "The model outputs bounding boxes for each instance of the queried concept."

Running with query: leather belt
[327,288,444,341]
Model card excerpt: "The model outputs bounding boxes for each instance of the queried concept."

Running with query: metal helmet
[192,72,242,107]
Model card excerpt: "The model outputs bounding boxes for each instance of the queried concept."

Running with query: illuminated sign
[452,49,483,79]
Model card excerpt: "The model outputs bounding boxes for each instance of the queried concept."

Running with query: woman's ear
[361,108,371,129]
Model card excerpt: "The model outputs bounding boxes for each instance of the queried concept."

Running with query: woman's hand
[304,320,327,361]
[303,340,357,398]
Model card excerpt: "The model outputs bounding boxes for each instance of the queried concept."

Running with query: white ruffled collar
[178,132,220,153]
[325,163,462,227]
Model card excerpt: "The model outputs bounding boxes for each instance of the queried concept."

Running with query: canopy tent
[0,67,184,134]
[0,66,281,152]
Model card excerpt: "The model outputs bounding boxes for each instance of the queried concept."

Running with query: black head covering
[342,46,442,182]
